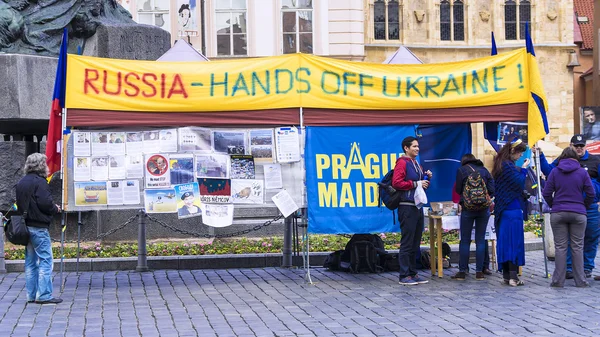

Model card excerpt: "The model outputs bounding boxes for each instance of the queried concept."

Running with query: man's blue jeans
[25,227,54,302]
[459,209,491,272]
[567,206,600,272]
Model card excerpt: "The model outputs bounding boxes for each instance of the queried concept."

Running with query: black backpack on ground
[345,234,386,274]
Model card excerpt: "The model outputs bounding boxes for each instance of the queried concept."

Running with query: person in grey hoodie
[542,147,595,288]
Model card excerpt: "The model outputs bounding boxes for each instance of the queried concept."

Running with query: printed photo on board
[170,155,195,185]
[195,154,230,178]
[198,178,232,203]
[178,127,211,152]
[230,155,255,179]
[497,122,528,145]
[174,183,202,219]
[212,131,247,154]
[581,106,600,142]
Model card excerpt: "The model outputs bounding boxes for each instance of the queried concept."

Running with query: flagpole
[533,145,549,278]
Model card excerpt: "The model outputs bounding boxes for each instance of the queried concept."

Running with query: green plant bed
[3,222,540,260]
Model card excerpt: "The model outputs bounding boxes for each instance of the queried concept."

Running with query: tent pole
[534,145,549,278]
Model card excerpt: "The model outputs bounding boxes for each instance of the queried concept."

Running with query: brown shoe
[475,272,485,280]
[451,272,466,280]
[594,275,600,281]
[482,268,493,275]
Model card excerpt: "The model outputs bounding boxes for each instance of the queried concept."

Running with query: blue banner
[417,124,472,203]
[306,124,471,234]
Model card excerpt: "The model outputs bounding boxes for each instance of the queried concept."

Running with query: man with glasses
[538,134,600,279]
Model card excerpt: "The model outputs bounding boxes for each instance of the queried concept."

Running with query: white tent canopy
[157,39,209,62]
[383,45,422,64]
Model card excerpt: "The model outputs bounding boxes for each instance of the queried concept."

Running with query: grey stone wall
[83,24,171,60]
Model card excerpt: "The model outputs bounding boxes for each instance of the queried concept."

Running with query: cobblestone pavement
[1,250,600,337]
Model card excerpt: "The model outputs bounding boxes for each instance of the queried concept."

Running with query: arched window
[505,0,531,40]
[373,0,401,40]
[453,0,464,41]
[440,0,464,41]
[519,0,531,40]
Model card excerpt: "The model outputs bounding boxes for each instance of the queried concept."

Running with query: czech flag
[46,29,68,177]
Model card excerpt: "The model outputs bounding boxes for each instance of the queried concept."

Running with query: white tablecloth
[430,215,496,240]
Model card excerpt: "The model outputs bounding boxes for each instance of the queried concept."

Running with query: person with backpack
[492,137,528,286]
[542,147,595,288]
[392,136,432,285]
[451,154,495,281]
[535,134,600,280]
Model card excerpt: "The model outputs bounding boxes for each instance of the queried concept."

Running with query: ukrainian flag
[524,22,550,146]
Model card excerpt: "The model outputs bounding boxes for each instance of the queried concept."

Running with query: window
[216,0,247,56]
[137,0,171,32]
[505,0,531,40]
[374,0,400,40]
[282,0,313,54]
[440,0,464,41]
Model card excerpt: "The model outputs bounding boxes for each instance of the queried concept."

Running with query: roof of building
[574,0,594,50]
[581,66,594,78]
[574,13,583,44]
[157,39,209,62]
[383,46,423,64]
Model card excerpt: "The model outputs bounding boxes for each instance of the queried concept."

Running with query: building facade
[363,0,575,160]
[118,0,365,60]
[120,0,575,159]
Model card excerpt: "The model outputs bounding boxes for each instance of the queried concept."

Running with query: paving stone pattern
[1,251,600,337]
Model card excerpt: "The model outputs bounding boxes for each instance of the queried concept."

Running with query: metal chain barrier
[146,213,284,239]
[51,213,139,243]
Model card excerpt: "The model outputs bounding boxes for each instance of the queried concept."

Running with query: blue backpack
[378,170,402,210]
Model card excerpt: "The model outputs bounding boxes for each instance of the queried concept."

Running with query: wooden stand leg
[437,220,443,278]
[491,240,497,271]
[429,217,436,276]
[518,266,522,276]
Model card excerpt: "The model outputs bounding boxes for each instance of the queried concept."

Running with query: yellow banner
[66,49,533,112]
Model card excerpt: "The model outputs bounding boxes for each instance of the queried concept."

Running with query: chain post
[76,212,82,274]
[136,209,149,272]
[282,215,293,268]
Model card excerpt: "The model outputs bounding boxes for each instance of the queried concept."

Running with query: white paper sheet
[73,132,91,157]
[145,154,171,188]
[91,132,109,156]
[126,132,144,154]
[107,181,124,205]
[143,131,160,154]
[200,204,234,227]
[90,157,109,181]
[275,127,301,163]
[231,179,264,204]
[263,163,283,189]
[108,156,127,180]
[126,155,144,178]
[160,129,178,152]
[74,157,91,181]
[271,189,299,218]
[123,180,141,205]
[107,132,126,155]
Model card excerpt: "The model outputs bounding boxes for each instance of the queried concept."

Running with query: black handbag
[5,186,33,246]
[5,212,30,246]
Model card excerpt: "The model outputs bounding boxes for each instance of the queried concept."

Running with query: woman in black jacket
[16,153,62,304]
[452,154,495,281]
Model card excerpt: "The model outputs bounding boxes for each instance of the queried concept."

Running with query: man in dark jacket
[16,153,62,304]
[452,154,495,280]
[392,136,432,286]
[538,134,600,279]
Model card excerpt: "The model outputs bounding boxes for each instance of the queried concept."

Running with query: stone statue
[0,0,135,56]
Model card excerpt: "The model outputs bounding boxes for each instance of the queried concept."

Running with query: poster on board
[145,154,171,188]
